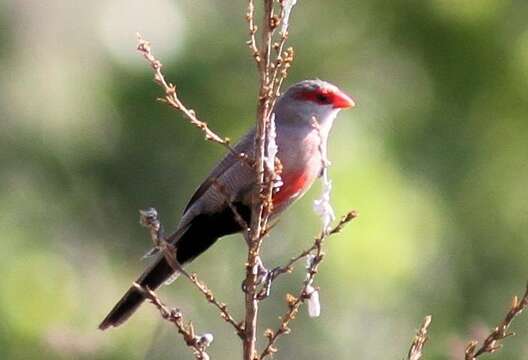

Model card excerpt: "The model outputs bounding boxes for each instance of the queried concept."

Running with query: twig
[268,211,358,281]
[465,283,528,359]
[243,1,298,357]
[185,272,245,339]
[407,315,432,360]
[139,208,244,338]
[243,0,277,359]
[260,211,358,359]
[133,283,212,360]
[270,47,294,103]
[212,180,250,236]
[246,0,261,66]
[136,33,251,166]
[269,1,296,101]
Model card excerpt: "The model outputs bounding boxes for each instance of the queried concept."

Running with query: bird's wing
[182,128,255,214]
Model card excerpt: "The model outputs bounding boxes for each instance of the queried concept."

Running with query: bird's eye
[316,93,329,103]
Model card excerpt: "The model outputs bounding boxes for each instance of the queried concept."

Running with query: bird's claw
[241,261,281,300]
[256,266,281,300]
[241,258,268,293]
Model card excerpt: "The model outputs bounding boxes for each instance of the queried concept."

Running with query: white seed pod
[305,285,321,318]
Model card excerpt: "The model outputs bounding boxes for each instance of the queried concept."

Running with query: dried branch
[407,315,432,360]
[246,0,261,65]
[136,34,251,166]
[186,272,246,339]
[139,208,244,338]
[133,283,212,360]
[270,47,294,103]
[260,211,358,359]
[266,211,358,283]
[243,1,298,358]
[269,1,296,101]
[212,180,250,236]
[465,283,528,359]
[243,0,281,358]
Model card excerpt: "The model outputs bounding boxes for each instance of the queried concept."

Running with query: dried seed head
[286,293,297,307]
[196,333,214,348]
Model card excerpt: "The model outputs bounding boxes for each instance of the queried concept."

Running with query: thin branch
[260,0,274,87]
[269,1,296,101]
[133,283,212,360]
[465,283,528,359]
[243,0,277,359]
[243,1,299,357]
[407,315,432,360]
[139,208,244,338]
[184,272,246,339]
[212,180,250,237]
[246,0,261,66]
[270,47,294,104]
[260,211,358,359]
[267,210,358,282]
[136,34,251,166]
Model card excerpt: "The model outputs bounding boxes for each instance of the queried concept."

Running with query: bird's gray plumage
[98,79,353,330]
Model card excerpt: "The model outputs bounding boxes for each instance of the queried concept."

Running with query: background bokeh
[1,0,528,359]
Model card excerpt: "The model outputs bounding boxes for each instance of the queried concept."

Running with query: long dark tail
[98,255,175,330]
[99,204,251,330]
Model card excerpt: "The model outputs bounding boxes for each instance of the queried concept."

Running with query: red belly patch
[272,169,310,206]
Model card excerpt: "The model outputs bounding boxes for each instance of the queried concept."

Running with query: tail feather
[99,204,249,330]
[98,256,175,330]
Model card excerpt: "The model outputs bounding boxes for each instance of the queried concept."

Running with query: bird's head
[274,79,355,127]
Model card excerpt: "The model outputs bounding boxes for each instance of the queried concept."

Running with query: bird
[98,79,355,330]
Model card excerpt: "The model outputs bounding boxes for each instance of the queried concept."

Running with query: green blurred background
[1,0,528,359]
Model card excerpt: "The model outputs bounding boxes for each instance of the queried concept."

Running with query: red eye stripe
[295,88,333,105]
[294,87,355,108]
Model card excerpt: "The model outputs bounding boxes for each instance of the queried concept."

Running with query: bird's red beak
[331,89,355,109]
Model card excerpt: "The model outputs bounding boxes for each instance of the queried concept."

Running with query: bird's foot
[255,266,282,300]
[241,256,267,293]
[241,257,280,300]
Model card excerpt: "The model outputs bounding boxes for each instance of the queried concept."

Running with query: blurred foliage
[1,0,528,359]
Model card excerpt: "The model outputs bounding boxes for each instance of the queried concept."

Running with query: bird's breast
[271,129,323,210]
[272,168,311,207]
